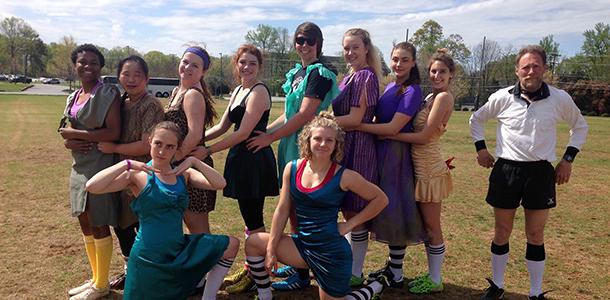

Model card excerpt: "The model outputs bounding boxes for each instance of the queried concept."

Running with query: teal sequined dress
[123,172,229,300]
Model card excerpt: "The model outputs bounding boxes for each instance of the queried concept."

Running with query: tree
[581,22,610,82]
[0,17,39,75]
[102,46,140,76]
[539,35,560,76]
[47,36,77,89]
[410,20,443,56]
[144,50,180,78]
[245,24,279,54]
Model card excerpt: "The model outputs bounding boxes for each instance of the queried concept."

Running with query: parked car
[9,75,32,84]
[0,74,8,81]
[43,78,60,84]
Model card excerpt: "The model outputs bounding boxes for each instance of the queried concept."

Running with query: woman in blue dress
[85,121,239,300]
[245,112,389,300]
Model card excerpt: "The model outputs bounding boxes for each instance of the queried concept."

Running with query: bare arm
[335,89,367,130]
[247,97,321,152]
[358,112,412,136]
[86,160,153,195]
[180,157,227,190]
[388,92,454,144]
[267,163,293,257]
[266,113,286,133]
[338,169,388,234]
[206,88,240,141]
[207,85,268,155]
[59,94,121,142]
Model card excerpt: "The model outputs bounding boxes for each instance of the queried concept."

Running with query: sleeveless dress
[223,83,279,199]
[123,171,229,300]
[165,87,216,213]
[331,67,379,212]
[63,83,120,226]
[289,160,351,298]
[412,94,453,202]
[370,83,426,245]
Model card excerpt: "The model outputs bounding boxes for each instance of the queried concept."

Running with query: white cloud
[1,0,608,61]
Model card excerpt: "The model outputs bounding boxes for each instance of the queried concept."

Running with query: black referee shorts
[486,158,556,210]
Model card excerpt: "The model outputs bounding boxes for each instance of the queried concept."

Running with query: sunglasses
[57,116,67,132]
[295,36,316,46]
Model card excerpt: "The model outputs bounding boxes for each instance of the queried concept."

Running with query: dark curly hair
[71,44,105,68]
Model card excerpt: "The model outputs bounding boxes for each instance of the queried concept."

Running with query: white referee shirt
[469,83,588,162]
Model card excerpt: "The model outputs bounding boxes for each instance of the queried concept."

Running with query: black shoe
[109,273,126,290]
[481,278,504,300]
[529,290,552,300]
[367,263,403,288]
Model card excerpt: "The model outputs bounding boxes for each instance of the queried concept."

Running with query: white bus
[101,75,179,98]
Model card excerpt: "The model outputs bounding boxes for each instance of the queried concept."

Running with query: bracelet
[126,159,131,171]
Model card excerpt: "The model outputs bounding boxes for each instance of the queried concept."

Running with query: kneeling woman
[245,112,389,300]
[86,121,239,300]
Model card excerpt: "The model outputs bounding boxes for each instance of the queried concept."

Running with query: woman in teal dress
[244,113,389,300]
[86,121,239,300]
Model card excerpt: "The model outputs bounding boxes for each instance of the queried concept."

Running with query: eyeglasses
[295,36,316,46]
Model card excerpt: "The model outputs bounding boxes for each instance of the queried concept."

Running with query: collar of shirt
[509,81,550,103]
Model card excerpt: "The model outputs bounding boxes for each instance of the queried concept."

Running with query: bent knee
[245,232,268,256]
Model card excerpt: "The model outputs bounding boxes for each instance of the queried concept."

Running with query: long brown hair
[392,42,421,96]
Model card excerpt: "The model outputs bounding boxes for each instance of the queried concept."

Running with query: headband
[184,47,210,70]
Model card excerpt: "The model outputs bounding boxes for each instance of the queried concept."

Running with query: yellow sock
[94,236,113,289]
[83,235,97,284]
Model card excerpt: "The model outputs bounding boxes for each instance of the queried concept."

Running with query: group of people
[58,20,588,300]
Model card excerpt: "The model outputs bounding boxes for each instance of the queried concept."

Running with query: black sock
[297,268,309,280]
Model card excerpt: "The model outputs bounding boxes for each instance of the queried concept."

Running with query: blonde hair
[344,28,382,80]
[297,112,345,162]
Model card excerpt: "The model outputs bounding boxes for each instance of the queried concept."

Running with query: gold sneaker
[225,275,255,294]
[223,267,248,286]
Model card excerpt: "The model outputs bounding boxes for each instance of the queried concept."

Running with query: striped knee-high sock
[246,256,272,300]
[346,280,384,300]
[202,258,235,300]
[83,235,97,284]
[427,243,446,284]
[350,229,369,277]
[388,245,406,281]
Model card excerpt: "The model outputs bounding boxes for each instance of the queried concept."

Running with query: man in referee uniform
[469,45,588,300]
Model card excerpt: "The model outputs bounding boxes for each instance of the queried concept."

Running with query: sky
[1,0,609,61]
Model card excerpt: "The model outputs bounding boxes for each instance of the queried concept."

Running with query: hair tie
[184,47,210,70]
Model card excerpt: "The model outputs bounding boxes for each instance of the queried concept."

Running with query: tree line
[1,17,608,114]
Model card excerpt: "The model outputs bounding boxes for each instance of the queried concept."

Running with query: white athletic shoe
[69,286,110,300]
[68,279,93,296]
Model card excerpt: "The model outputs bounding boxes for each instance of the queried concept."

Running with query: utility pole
[406,29,409,42]
[219,52,223,99]
[474,36,486,110]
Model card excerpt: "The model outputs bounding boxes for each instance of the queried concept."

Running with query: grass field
[0,82,31,92]
[0,94,608,300]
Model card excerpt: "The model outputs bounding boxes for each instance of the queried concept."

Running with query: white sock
[427,243,445,284]
[246,256,272,300]
[491,253,509,289]
[202,258,234,300]
[346,280,383,300]
[526,259,545,296]
[389,245,406,281]
[350,229,369,277]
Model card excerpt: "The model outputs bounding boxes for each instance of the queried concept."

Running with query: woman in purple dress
[331,28,381,286]
[358,42,426,288]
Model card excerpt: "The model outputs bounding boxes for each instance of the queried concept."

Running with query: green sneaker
[407,273,430,288]
[408,276,443,294]
[349,274,365,287]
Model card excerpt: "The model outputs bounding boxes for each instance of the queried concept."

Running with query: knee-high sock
[427,243,445,284]
[94,236,113,289]
[202,258,235,300]
[388,245,406,281]
[526,243,545,297]
[83,235,97,283]
[350,229,369,277]
[346,280,384,300]
[246,256,272,300]
[491,242,509,289]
